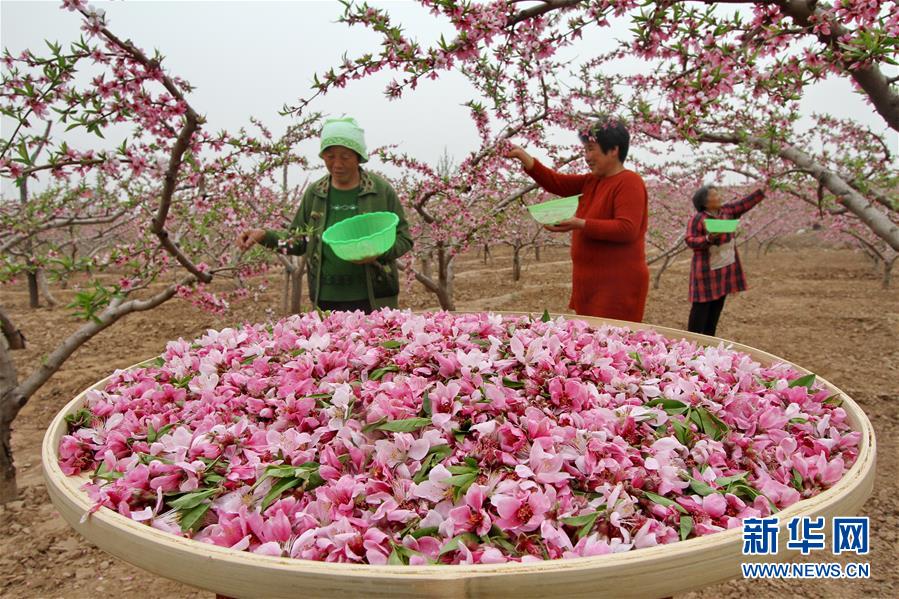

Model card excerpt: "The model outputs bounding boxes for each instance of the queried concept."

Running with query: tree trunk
[37,269,60,308]
[534,245,541,261]
[0,341,21,503]
[289,256,305,314]
[26,271,39,309]
[868,253,882,271]
[482,244,490,265]
[413,245,456,310]
[0,308,26,350]
[653,255,672,290]
[0,411,16,503]
[883,257,895,289]
[420,251,433,280]
[512,247,522,282]
[281,263,292,314]
[438,245,455,311]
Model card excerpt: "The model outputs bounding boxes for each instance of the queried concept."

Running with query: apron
[709,239,736,270]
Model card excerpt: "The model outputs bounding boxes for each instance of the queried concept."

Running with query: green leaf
[178,502,211,533]
[447,461,478,475]
[376,417,432,433]
[370,365,399,380]
[444,472,477,488]
[728,481,762,501]
[381,340,405,349]
[646,398,689,415]
[421,391,432,417]
[822,394,843,407]
[437,533,477,557]
[413,444,452,483]
[628,351,645,371]
[413,452,437,484]
[686,476,716,497]
[560,511,600,527]
[359,415,387,432]
[689,409,703,429]
[671,418,693,446]
[204,473,226,485]
[643,490,687,514]
[261,476,302,512]
[450,472,478,501]
[715,472,748,487]
[561,509,603,540]
[387,548,405,565]
[411,526,440,539]
[453,429,472,443]
[293,462,322,476]
[541,309,551,322]
[155,423,177,439]
[501,377,524,389]
[679,515,694,541]
[431,444,453,460]
[169,488,218,510]
[64,408,93,430]
[694,406,729,441]
[469,336,491,348]
[791,468,804,491]
[488,533,518,554]
[94,462,123,481]
[152,357,165,367]
[263,464,302,479]
[147,423,157,443]
[788,373,816,389]
[255,461,321,495]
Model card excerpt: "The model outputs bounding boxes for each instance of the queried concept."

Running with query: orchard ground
[1,236,896,598]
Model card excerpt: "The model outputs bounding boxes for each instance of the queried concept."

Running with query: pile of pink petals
[59,309,860,564]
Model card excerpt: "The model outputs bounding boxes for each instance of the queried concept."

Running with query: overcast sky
[2,0,896,198]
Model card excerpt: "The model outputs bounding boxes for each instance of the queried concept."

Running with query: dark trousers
[688,296,726,336]
[316,299,373,314]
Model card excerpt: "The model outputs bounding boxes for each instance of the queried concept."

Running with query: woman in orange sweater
[507,118,649,322]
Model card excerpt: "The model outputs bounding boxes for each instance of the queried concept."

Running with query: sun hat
[319,117,368,163]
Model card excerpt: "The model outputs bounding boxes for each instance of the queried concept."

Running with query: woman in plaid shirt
[685,185,765,336]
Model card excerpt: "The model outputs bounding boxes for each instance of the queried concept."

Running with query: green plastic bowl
[322,211,399,261]
[527,195,579,225]
[704,218,739,233]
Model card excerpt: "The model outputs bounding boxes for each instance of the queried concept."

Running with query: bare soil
[1,237,896,598]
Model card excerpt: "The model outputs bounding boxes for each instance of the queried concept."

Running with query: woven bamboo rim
[41,313,877,598]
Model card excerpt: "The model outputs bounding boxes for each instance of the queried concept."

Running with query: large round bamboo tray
[42,314,877,599]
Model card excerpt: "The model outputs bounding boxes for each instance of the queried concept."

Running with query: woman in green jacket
[238,117,413,313]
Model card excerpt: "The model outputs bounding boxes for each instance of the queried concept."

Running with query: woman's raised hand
[237,228,266,251]
[506,145,535,171]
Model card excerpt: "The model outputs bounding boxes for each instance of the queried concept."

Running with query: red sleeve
[525,159,590,197]
[720,189,765,218]
[685,213,712,249]
[581,174,647,243]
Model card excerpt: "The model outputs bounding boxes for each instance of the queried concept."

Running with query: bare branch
[14,275,195,405]
[508,0,581,25]
[647,234,688,266]
[696,129,899,250]
[0,308,26,351]
[0,209,129,254]
[84,9,213,284]
[776,0,899,131]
